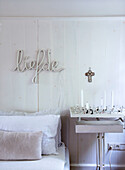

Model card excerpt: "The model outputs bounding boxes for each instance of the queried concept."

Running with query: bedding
[64,147,70,170]
[0,145,67,170]
[42,118,61,155]
[0,110,62,141]
[0,114,70,170]
[0,109,61,116]
[0,115,60,137]
[0,110,62,146]
[0,115,60,155]
[43,135,57,155]
[0,131,42,160]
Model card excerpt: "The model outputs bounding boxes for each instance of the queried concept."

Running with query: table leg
[103,133,105,169]
[96,133,105,170]
[96,134,99,169]
[78,117,81,122]
[99,133,103,170]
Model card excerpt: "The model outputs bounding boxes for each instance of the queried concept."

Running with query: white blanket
[0,145,66,170]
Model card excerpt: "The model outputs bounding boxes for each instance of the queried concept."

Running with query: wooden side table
[75,120,123,170]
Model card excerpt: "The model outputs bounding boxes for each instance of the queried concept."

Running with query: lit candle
[104,91,106,109]
[81,89,84,107]
[86,101,89,110]
[111,91,114,108]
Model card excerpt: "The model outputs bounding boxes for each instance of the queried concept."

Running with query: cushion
[0,131,43,160]
[42,135,57,155]
[42,119,62,155]
[0,115,60,138]
[0,114,61,155]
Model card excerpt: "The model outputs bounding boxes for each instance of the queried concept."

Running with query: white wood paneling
[37,17,125,110]
[38,20,56,110]
[0,18,38,112]
[78,18,121,107]
[0,17,125,168]
[64,21,80,107]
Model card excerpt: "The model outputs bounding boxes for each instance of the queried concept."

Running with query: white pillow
[0,115,60,138]
[57,118,62,146]
[0,110,62,145]
[0,114,61,155]
[42,135,57,155]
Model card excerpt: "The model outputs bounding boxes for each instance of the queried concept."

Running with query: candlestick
[104,91,106,109]
[86,101,89,110]
[81,89,84,107]
[111,91,114,108]
[101,98,103,108]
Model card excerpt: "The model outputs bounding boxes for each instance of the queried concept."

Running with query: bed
[0,144,69,170]
[0,113,70,170]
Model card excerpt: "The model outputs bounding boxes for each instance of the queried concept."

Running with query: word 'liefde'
[14,49,64,83]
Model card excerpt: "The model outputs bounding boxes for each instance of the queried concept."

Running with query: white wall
[0,0,125,169]
[0,0,125,17]
[0,17,125,111]
[0,17,125,169]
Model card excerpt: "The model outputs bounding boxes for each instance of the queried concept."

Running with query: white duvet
[0,145,66,170]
